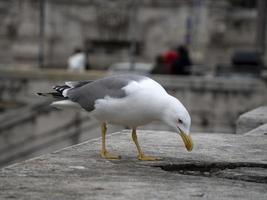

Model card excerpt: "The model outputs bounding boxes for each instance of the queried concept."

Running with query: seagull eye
[178,119,183,124]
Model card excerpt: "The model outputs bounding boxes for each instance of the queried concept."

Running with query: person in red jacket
[171,45,192,75]
[163,48,180,74]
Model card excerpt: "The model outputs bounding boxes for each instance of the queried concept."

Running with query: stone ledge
[0,68,265,92]
[261,70,267,81]
[236,106,267,134]
[0,130,267,200]
[245,123,267,136]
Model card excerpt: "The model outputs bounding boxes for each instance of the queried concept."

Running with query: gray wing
[65,80,93,88]
[67,74,145,111]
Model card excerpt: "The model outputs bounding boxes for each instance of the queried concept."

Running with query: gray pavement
[0,130,267,200]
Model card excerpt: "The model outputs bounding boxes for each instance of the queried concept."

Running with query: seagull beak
[178,128,193,152]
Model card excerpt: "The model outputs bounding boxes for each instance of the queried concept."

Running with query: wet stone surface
[155,162,267,183]
[0,130,267,200]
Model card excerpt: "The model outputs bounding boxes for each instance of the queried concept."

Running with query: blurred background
[0,0,267,167]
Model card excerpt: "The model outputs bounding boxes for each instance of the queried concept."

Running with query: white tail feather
[62,88,70,97]
[51,100,81,110]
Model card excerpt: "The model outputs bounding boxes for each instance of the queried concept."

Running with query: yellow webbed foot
[137,154,162,161]
[100,150,121,160]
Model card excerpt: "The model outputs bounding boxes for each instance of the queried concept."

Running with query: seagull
[37,74,193,161]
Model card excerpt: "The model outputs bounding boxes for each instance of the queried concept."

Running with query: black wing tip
[52,85,59,90]
[36,92,44,96]
[36,92,67,99]
[53,85,70,94]
[36,92,50,97]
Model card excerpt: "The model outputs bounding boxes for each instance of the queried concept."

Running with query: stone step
[236,106,267,134]
[244,123,267,136]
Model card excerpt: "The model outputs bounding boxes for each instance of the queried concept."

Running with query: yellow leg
[100,122,121,159]
[132,128,161,161]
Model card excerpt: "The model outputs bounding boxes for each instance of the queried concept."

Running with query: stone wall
[0,0,260,70]
[154,75,267,133]
[0,100,101,167]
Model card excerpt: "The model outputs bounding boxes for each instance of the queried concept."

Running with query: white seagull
[37,74,193,161]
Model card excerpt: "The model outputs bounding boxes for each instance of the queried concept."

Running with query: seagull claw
[100,150,121,160]
[137,154,162,161]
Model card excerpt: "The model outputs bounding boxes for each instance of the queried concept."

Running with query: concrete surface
[245,123,267,136]
[0,130,267,200]
[236,106,267,134]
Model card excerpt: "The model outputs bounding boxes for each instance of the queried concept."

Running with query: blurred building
[0,0,261,71]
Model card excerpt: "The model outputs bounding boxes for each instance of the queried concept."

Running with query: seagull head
[162,96,193,152]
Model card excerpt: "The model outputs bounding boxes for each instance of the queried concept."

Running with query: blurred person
[171,45,192,75]
[151,54,167,74]
[68,48,87,72]
[163,47,180,74]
